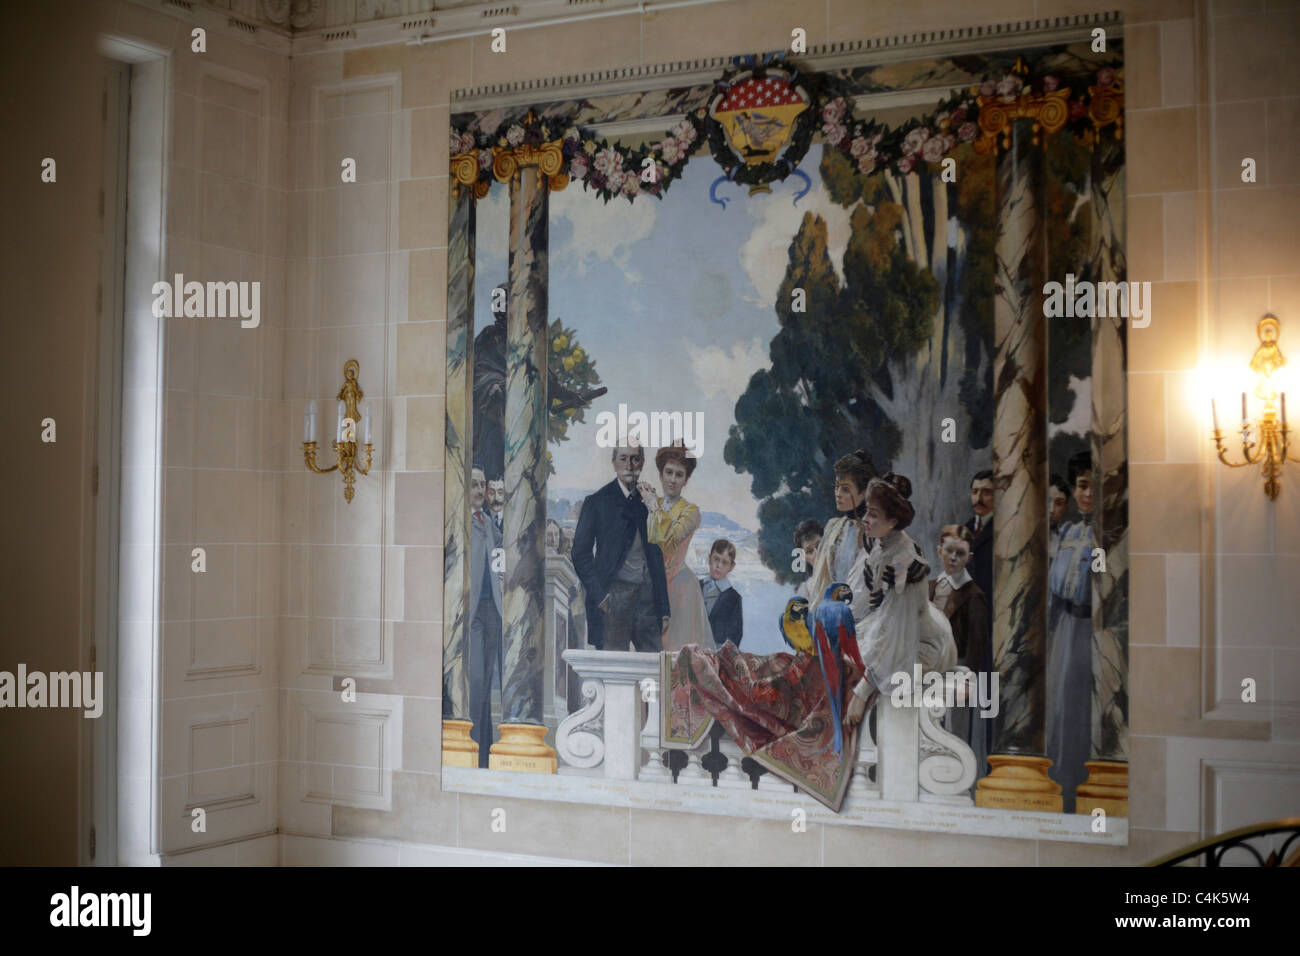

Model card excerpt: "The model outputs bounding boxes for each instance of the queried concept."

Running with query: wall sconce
[304,359,373,504]
[1210,315,1295,500]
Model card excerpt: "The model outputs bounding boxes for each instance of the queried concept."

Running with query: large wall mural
[441,17,1130,842]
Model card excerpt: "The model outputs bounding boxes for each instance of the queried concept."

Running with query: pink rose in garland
[858,141,881,174]
[897,153,916,174]
[996,75,1023,101]
[660,138,683,164]
[621,175,640,197]
[569,155,588,179]
[980,80,996,97]
[674,136,694,159]
[920,135,948,164]
[1042,75,1060,92]
[849,135,871,158]
[822,97,847,123]
[592,145,622,175]
[823,120,847,147]
[671,119,697,144]
[1097,66,1116,88]
[958,121,978,143]
[606,166,626,193]
[901,126,930,156]
[505,124,525,147]
[478,149,494,171]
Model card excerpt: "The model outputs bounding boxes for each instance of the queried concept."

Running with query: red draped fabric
[661,643,862,811]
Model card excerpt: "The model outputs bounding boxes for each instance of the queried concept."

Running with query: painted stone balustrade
[555,649,978,804]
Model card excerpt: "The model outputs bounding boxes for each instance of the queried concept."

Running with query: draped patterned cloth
[661,643,862,811]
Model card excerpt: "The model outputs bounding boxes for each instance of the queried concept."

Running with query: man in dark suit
[700,538,743,648]
[468,465,504,767]
[963,470,995,621]
[571,443,670,651]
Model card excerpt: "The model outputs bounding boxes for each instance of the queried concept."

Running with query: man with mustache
[571,442,671,651]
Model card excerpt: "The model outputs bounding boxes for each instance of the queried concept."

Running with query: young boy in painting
[794,518,823,600]
[700,539,743,648]
[1046,451,1095,813]
[930,524,991,786]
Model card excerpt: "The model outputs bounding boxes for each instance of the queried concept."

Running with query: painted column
[441,180,478,767]
[1079,135,1130,816]
[975,116,1062,812]
[491,159,557,773]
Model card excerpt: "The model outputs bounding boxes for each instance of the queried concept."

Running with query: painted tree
[725,191,938,582]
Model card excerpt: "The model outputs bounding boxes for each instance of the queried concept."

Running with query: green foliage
[547,318,602,475]
[725,199,937,583]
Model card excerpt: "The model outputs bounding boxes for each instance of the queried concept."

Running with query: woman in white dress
[843,473,956,725]
[640,444,716,653]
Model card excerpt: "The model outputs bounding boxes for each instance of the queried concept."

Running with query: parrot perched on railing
[813,583,866,756]
[778,597,814,656]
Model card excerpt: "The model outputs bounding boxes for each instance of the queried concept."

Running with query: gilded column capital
[491,141,568,191]
[973,87,1072,154]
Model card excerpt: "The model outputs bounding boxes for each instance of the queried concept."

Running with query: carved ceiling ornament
[260,0,321,30]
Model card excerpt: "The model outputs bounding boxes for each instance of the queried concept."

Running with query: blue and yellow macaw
[813,583,866,755]
[778,597,814,656]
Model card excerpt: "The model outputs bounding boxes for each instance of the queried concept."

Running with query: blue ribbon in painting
[709,170,735,209]
[788,168,811,206]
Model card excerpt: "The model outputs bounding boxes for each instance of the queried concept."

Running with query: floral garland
[449,63,1122,202]
[818,65,1123,177]
[449,111,707,204]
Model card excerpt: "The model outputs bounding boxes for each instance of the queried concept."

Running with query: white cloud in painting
[737,176,853,309]
[690,338,769,399]
[550,186,658,282]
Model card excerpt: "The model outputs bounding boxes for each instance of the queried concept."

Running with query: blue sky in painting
[475,143,855,529]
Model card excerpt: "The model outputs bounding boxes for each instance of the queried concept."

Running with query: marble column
[975,117,1062,811]
[490,163,556,773]
[1079,137,1130,816]
[441,184,478,767]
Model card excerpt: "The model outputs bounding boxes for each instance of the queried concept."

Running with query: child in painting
[794,519,823,600]
[642,443,716,653]
[1048,473,1070,559]
[1046,451,1095,813]
[806,450,874,611]
[930,524,991,781]
[700,539,743,648]
[845,474,957,725]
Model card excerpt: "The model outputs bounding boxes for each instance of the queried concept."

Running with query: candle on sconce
[304,400,317,442]
[362,401,372,444]
[336,400,345,442]
[1211,397,1219,432]
[1283,393,1288,430]
[1241,391,1248,427]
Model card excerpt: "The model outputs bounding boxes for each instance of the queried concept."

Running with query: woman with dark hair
[640,443,715,653]
[844,473,956,723]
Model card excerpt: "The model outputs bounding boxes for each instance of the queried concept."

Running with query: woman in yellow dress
[639,444,716,653]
